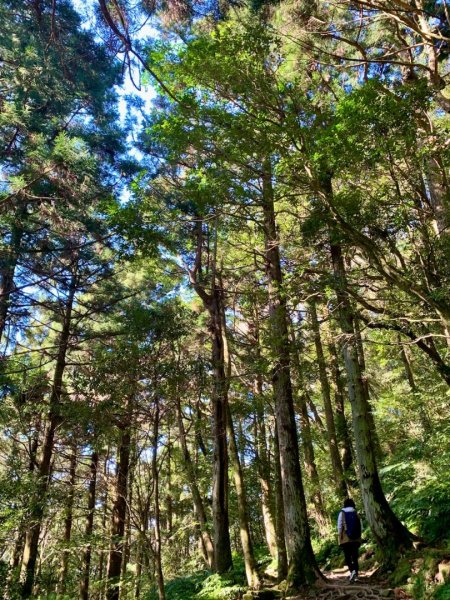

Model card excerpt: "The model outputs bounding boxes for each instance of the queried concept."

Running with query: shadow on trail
[287,567,408,600]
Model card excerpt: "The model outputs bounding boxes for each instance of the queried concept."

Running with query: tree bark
[57,443,77,594]
[353,316,382,459]
[289,324,328,533]
[187,220,232,574]
[5,417,42,598]
[98,447,110,597]
[251,302,278,560]
[273,424,288,581]
[175,396,215,568]
[226,404,260,588]
[330,233,413,563]
[106,397,132,600]
[209,286,233,573]
[328,337,354,476]
[80,450,99,600]
[121,442,135,586]
[20,270,77,598]
[308,299,347,501]
[0,214,23,344]
[254,406,277,559]
[152,397,165,600]
[262,161,320,586]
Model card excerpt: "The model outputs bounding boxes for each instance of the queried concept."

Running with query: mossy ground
[387,545,450,599]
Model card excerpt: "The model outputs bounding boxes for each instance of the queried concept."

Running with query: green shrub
[433,583,450,600]
[197,572,244,600]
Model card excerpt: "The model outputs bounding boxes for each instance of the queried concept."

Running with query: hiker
[338,498,362,582]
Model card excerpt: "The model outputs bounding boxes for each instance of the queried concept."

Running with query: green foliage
[146,569,245,600]
[389,549,450,600]
[433,583,450,600]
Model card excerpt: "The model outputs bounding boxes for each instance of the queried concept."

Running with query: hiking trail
[287,567,409,600]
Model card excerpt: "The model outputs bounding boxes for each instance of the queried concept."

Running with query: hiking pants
[342,541,359,574]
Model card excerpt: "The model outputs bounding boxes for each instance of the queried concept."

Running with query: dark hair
[344,498,356,508]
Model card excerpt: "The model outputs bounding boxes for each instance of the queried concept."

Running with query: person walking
[338,498,362,582]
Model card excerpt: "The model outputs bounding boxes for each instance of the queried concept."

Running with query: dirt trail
[287,568,408,600]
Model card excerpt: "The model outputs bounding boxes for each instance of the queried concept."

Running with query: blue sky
[72,0,156,126]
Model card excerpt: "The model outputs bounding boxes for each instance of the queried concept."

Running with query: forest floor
[287,567,408,600]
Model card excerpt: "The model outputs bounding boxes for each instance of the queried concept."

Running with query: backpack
[342,510,361,540]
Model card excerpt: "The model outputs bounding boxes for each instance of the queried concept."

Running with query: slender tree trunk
[121,444,135,589]
[80,450,99,600]
[175,396,214,568]
[226,404,260,588]
[134,539,143,600]
[5,418,42,598]
[273,425,288,581]
[135,495,150,600]
[308,299,347,500]
[289,325,328,532]
[98,447,110,597]
[58,443,78,594]
[254,407,277,559]
[106,397,132,600]
[353,316,382,458]
[152,397,165,600]
[209,287,233,573]
[328,337,354,476]
[329,231,413,563]
[307,397,326,433]
[219,293,260,587]
[20,270,77,598]
[0,215,23,344]
[187,221,233,574]
[251,301,277,560]
[166,424,173,538]
[262,161,320,586]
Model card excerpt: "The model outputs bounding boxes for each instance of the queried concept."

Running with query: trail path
[287,568,409,600]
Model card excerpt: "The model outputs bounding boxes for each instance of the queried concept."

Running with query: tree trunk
[328,337,354,476]
[251,302,277,560]
[308,299,347,500]
[0,214,23,344]
[20,270,77,598]
[152,397,165,600]
[262,161,320,587]
[273,424,288,581]
[106,397,132,600]
[135,491,150,600]
[330,233,413,563]
[98,448,110,598]
[121,443,134,588]
[254,407,277,559]
[209,286,233,573]
[175,396,214,568]
[187,221,232,574]
[353,316,382,458]
[80,451,99,600]
[166,423,173,538]
[57,443,77,594]
[5,418,42,598]
[289,324,328,533]
[226,404,260,588]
